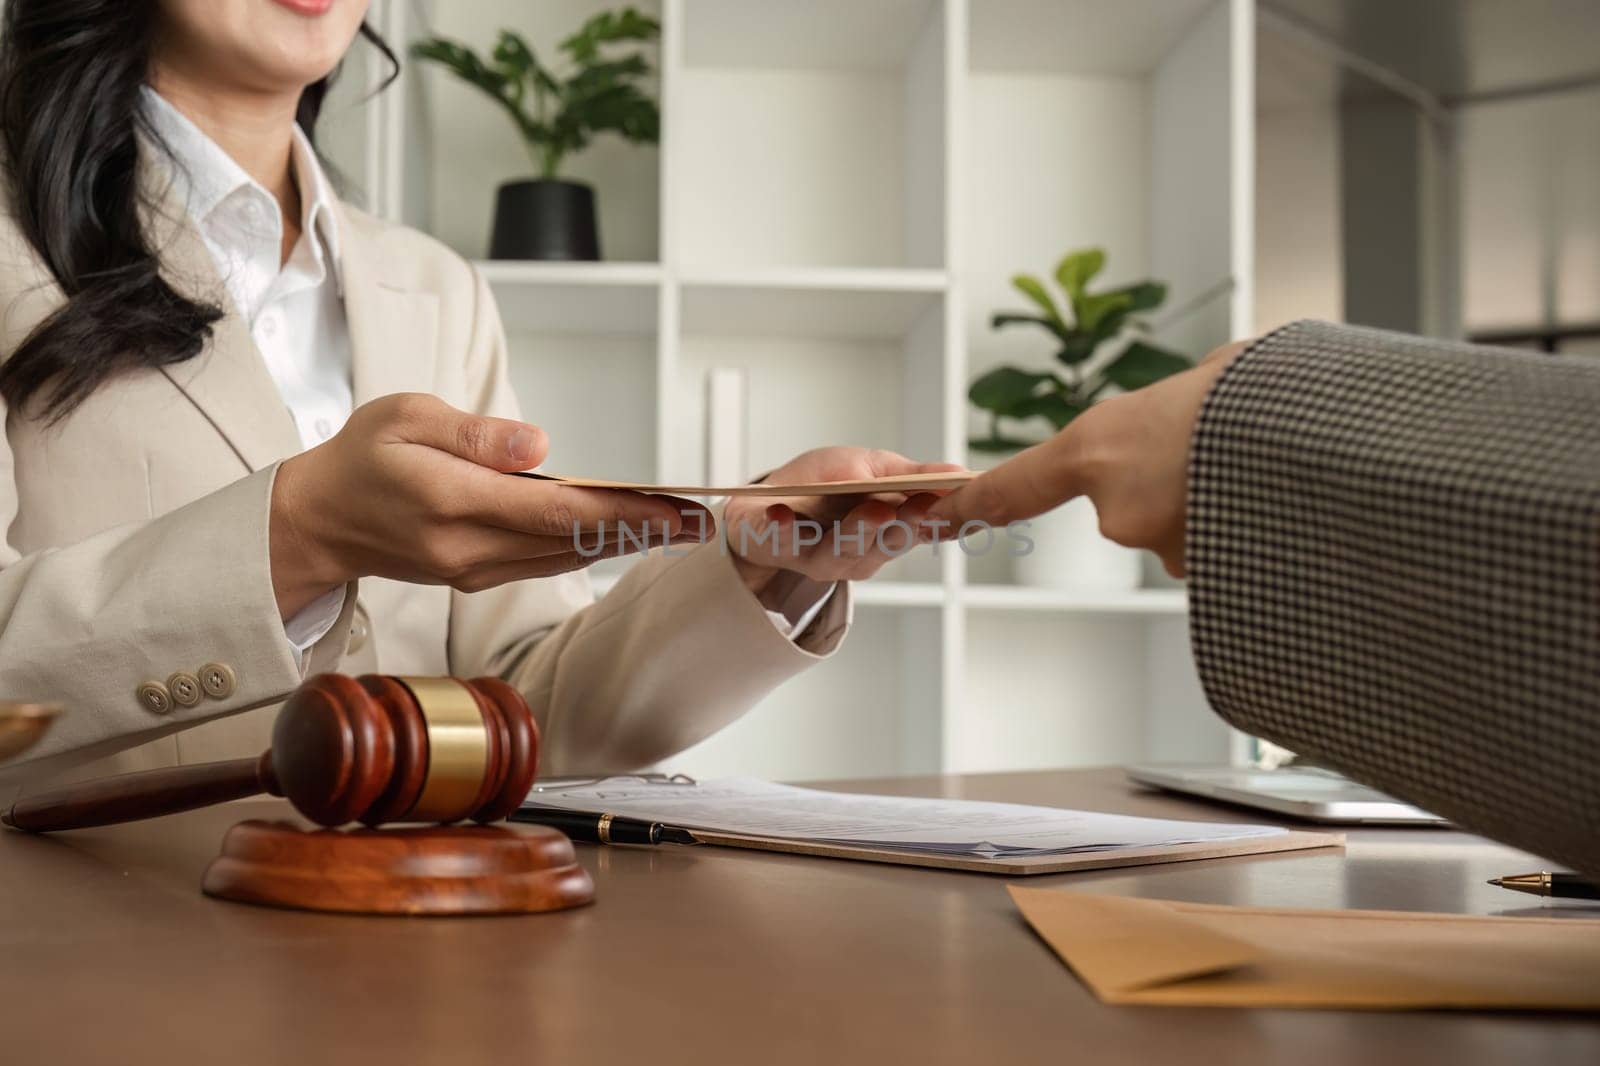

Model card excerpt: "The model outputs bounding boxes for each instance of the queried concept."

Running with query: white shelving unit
[333,0,1255,781]
[962,585,1188,614]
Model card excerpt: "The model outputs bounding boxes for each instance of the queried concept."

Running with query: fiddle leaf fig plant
[969,248,1192,452]
[411,7,661,181]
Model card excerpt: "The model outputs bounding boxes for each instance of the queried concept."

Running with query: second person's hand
[723,446,967,595]
[268,393,712,618]
[926,340,1250,577]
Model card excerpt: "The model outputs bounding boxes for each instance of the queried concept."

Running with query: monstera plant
[969,248,1191,452]
[412,8,661,260]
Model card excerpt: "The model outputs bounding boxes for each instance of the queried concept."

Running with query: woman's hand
[269,393,711,618]
[723,447,966,596]
[926,340,1250,577]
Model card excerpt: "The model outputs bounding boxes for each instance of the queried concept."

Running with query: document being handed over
[524,777,1285,859]
[509,470,977,496]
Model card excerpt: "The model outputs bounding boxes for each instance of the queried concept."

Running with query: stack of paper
[523,778,1285,858]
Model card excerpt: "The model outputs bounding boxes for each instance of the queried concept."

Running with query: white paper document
[523,777,1285,858]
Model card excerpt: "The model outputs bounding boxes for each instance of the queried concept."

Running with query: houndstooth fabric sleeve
[1187,320,1600,880]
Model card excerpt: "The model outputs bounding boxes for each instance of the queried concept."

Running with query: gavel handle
[2,755,271,833]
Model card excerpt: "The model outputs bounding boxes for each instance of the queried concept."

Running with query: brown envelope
[509,470,977,496]
[1010,887,1600,1011]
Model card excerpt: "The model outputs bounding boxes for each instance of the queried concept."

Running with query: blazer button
[137,681,173,715]
[167,672,202,707]
[347,612,370,654]
[198,662,237,700]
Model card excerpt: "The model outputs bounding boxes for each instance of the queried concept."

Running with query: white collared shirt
[143,88,348,669]
[143,88,352,453]
[141,88,830,664]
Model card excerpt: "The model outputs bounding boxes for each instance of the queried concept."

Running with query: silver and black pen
[511,807,699,846]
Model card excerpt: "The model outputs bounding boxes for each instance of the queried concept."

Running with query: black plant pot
[489,179,601,261]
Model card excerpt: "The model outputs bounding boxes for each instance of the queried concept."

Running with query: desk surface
[4,768,1597,1065]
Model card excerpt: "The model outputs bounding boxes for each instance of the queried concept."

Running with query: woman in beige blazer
[0,0,952,790]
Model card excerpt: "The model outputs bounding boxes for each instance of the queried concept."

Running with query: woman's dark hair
[0,0,397,421]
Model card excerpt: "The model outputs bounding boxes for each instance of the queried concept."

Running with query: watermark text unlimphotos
[571,513,1036,558]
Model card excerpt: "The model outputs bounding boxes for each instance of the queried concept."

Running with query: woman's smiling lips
[269,0,336,16]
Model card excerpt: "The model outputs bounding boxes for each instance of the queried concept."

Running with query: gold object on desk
[1011,887,1600,1011]
[396,676,490,823]
[0,702,60,763]
[1489,871,1600,901]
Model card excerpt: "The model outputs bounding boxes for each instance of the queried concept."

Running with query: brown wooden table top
[3,767,1597,1065]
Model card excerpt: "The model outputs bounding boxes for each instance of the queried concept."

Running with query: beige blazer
[0,169,849,791]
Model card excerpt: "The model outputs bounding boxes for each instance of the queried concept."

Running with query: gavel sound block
[2,674,595,916]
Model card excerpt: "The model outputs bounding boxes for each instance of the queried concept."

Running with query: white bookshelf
[335,0,1256,781]
[962,585,1188,614]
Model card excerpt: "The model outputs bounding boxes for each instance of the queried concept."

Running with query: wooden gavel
[2,674,539,833]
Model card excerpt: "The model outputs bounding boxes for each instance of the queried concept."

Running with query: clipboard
[520,775,1344,876]
[684,827,1343,875]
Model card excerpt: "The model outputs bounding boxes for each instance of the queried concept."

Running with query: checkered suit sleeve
[1187,320,1600,880]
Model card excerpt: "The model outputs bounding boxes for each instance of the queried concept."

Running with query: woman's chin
[155,0,367,98]
[242,25,360,92]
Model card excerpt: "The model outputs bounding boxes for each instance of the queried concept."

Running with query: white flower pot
[1011,496,1143,591]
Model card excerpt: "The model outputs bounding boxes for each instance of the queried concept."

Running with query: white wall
[675,70,907,269]
[959,614,1148,772]
[1254,107,1344,332]
[1459,87,1600,331]
[504,331,657,483]
[1253,41,1600,340]
[315,27,375,206]
[1252,16,1343,335]
[1148,0,1239,358]
[673,609,940,781]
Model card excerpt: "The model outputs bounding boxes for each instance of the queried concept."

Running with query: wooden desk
[3,768,1597,1065]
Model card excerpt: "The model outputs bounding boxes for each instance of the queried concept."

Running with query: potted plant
[969,248,1191,591]
[412,8,661,261]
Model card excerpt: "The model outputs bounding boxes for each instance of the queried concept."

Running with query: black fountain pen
[1487,871,1600,901]
[510,808,699,846]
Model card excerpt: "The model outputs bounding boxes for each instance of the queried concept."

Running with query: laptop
[1126,764,1449,825]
